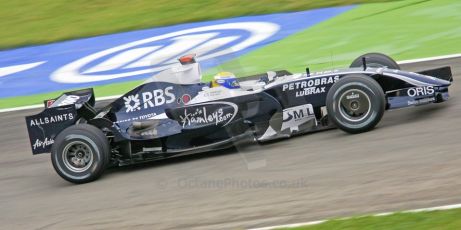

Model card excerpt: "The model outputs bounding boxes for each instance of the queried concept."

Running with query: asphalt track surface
[1,58,460,230]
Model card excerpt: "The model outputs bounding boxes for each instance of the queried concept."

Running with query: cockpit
[143,54,296,99]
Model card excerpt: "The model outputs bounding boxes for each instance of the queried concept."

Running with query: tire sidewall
[327,76,385,133]
[51,125,108,183]
[330,82,381,130]
[366,57,399,69]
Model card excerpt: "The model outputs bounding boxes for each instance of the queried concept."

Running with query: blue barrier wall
[0,6,354,98]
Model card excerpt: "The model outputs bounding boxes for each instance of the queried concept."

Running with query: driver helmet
[211,72,240,89]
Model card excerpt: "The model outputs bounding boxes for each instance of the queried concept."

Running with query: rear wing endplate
[25,88,95,154]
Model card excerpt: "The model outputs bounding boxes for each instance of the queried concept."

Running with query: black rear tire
[51,124,110,184]
[326,75,386,134]
[350,53,400,70]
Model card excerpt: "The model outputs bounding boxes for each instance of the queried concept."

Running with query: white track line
[248,203,461,230]
[397,53,461,64]
[249,220,326,230]
[0,104,44,113]
[93,94,122,101]
[0,94,122,113]
[1,53,460,113]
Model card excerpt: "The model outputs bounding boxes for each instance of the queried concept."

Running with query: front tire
[326,75,385,134]
[51,124,110,184]
[350,53,400,70]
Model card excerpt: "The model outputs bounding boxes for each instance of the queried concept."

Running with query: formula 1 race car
[26,53,453,183]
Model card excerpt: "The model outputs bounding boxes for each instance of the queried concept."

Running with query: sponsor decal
[281,104,316,132]
[47,95,81,108]
[26,105,77,154]
[408,97,435,106]
[1,7,356,98]
[115,112,158,124]
[282,76,339,97]
[179,102,238,127]
[46,99,55,108]
[140,129,158,137]
[177,94,192,104]
[310,70,340,75]
[57,95,80,106]
[407,86,434,97]
[123,86,175,113]
[346,92,360,100]
[0,61,46,78]
[203,90,222,98]
[124,94,141,112]
[32,138,54,150]
[29,113,75,127]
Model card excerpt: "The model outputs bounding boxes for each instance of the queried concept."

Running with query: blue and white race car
[26,53,453,183]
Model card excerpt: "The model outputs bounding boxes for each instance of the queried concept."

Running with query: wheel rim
[62,141,93,173]
[338,89,372,122]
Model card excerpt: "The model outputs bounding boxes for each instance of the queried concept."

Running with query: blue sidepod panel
[110,82,206,137]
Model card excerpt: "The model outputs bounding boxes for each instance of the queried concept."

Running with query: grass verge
[0,0,395,50]
[281,208,461,230]
[207,0,461,76]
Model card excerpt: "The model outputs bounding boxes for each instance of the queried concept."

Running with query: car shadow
[380,101,452,128]
[105,144,250,175]
[104,100,453,177]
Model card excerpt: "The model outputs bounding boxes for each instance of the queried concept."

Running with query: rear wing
[25,88,95,154]
[44,88,95,108]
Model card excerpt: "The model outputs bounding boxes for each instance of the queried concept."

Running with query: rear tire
[51,124,110,184]
[350,53,400,70]
[326,75,385,134]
